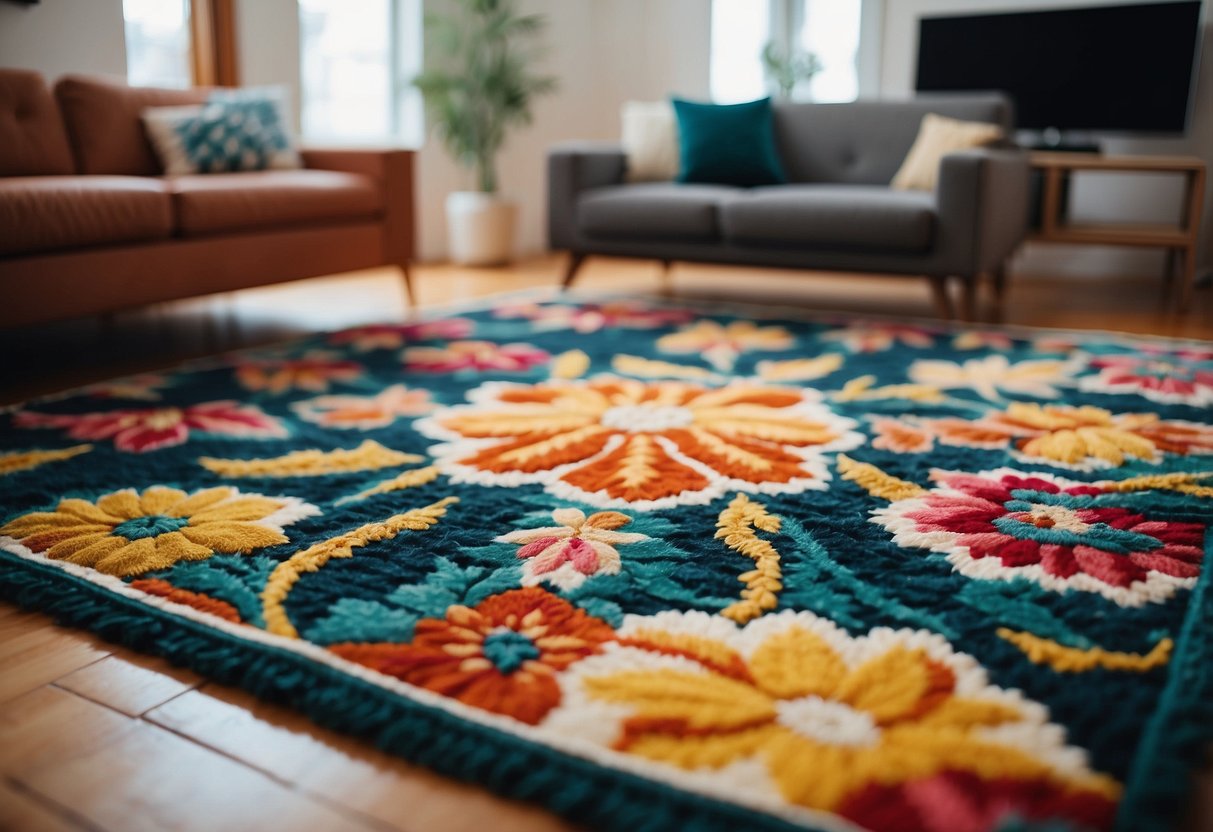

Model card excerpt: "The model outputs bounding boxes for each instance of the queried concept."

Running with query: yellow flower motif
[930,402,1213,469]
[548,611,1118,813]
[0,486,317,577]
[657,321,795,371]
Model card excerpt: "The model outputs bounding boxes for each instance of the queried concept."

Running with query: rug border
[1115,531,1213,832]
[0,547,855,832]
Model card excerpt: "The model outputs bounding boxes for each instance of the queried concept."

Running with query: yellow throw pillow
[891,113,1004,191]
[621,100,680,182]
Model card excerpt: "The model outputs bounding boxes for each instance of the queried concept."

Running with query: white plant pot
[445,191,517,266]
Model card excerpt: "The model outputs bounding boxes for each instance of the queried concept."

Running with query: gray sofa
[547,94,1030,319]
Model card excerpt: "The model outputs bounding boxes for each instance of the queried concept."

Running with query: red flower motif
[838,769,1116,832]
[875,468,1205,606]
[328,319,475,351]
[14,401,288,453]
[1079,352,1213,407]
[331,587,614,724]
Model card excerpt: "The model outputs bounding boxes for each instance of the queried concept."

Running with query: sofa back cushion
[0,69,75,176]
[55,74,208,175]
[773,94,1012,185]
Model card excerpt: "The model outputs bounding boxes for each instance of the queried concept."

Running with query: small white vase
[445,191,517,266]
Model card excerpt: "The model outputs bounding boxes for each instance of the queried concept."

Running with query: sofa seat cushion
[169,170,384,236]
[578,183,740,241]
[721,185,936,252]
[0,176,172,257]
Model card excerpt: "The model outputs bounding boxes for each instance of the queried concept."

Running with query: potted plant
[761,41,823,100]
[414,0,556,265]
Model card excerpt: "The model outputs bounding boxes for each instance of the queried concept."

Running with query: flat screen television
[915,1,1203,134]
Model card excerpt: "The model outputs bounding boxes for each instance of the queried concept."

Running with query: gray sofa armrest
[548,142,627,250]
[934,148,1031,276]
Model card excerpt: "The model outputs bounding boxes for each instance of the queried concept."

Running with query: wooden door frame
[190,0,240,86]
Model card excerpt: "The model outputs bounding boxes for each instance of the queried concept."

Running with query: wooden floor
[1,255,1211,832]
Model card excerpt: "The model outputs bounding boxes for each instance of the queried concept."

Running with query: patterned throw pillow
[142,88,301,175]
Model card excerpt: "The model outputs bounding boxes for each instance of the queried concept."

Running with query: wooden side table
[1029,152,1206,306]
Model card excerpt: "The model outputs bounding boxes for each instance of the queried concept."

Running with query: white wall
[876,0,1213,276]
[0,0,127,80]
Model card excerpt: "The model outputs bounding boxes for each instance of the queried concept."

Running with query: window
[299,0,423,145]
[124,0,193,89]
[710,0,863,104]
[709,0,770,104]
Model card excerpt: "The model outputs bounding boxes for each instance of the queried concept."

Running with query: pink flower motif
[403,340,550,373]
[820,323,937,353]
[235,351,363,394]
[15,401,288,453]
[493,301,693,333]
[328,318,475,352]
[498,508,647,589]
[873,468,1205,606]
[1078,352,1213,407]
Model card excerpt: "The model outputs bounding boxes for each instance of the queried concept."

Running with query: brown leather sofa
[0,70,415,328]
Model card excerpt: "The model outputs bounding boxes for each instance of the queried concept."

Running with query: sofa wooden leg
[958,275,980,322]
[399,263,416,309]
[927,275,954,320]
[989,265,1008,322]
[658,259,674,296]
[561,252,587,291]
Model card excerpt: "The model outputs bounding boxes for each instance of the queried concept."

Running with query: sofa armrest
[934,147,1030,276]
[301,147,414,265]
[548,142,627,250]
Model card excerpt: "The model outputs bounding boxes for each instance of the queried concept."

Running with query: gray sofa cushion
[578,183,740,240]
[772,97,1013,185]
[721,185,937,251]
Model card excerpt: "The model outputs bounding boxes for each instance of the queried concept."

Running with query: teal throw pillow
[142,87,300,175]
[672,96,787,187]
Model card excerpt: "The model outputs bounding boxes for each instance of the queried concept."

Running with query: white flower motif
[908,354,1082,401]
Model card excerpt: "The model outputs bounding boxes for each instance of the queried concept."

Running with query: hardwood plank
[0,778,86,832]
[56,653,201,717]
[0,614,110,705]
[17,719,371,832]
[0,686,137,776]
[1030,152,1206,172]
[147,685,577,832]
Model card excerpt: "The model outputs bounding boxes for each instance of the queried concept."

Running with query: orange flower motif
[416,377,862,509]
[870,417,935,453]
[657,321,794,371]
[235,351,363,394]
[928,403,1213,470]
[291,384,434,430]
[330,587,614,725]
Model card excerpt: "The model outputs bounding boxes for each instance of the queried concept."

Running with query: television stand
[1027,141,1101,154]
[1028,152,1207,306]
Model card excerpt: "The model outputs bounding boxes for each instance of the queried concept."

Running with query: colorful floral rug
[1,292,1210,832]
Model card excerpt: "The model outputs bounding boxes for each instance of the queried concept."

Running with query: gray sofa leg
[927,275,954,320]
[561,252,587,291]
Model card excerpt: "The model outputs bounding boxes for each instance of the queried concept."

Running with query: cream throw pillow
[621,100,679,182]
[891,113,1004,191]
